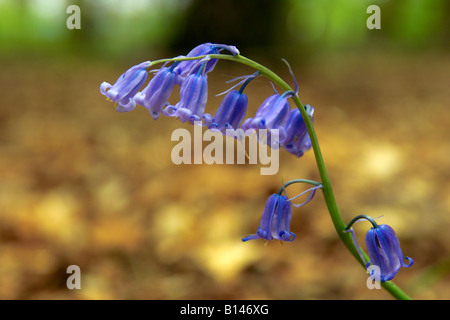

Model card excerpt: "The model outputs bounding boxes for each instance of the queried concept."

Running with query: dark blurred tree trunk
[170,0,287,52]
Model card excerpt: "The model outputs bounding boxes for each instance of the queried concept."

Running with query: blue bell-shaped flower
[134,66,179,120]
[241,91,293,148]
[173,43,239,79]
[282,104,314,157]
[162,58,209,124]
[365,224,414,282]
[242,194,295,242]
[100,61,151,112]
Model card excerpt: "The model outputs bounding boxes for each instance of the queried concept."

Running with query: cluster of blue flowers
[100,43,314,157]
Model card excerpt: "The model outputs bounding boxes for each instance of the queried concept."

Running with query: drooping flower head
[242,194,295,242]
[282,104,314,157]
[241,90,293,148]
[162,58,209,124]
[173,43,240,79]
[100,61,151,112]
[134,64,179,120]
[203,71,259,135]
[365,224,414,282]
[204,90,248,134]
[242,180,322,243]
[345,215,414,282]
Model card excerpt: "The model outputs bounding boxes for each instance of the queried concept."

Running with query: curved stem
[277,179,322,195]
[345,214,379,230]
[150,53,412,300]
[238,71,260,94]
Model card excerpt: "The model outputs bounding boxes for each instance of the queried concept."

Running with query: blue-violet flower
[241,91,292,148]
[282,104,314,157]
[204,90,248,135]
[134,65,179,120]
[242,194,295,242]
[162,59,209,124]
[100,61,151,112]
[366,224,414,282]
[174,43,240,79]
[203,71,259,135]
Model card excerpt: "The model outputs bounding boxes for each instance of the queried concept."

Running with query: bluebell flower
[203,71,259,135]
[100,61,151,112]
[173,43,240,79]
[365,224,414,282]
[241,91,293,148]
[242,194,295,242]
[282,104,314,157]
[203,90,248,134]
[162,58,209,124]
[134,65,179,120]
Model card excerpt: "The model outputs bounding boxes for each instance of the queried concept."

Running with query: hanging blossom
[162,58,210,124]
[173,43,240,80]
[203,71,260,136]
[366,224,414,282]
[134,63,180,120]
[100,61,151,112]
[282,104,314,157]
[242,193,295,242]
[242,180,322,243]
[240,59,300,150]
[241,90,293,149]
[345,215,414,282]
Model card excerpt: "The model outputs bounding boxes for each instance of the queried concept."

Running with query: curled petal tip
[403,256,414,268]
[213,43,240,56]
[115,98,136,113]
[133,92,145,106]
[100,82,111,95]
[149,110,159,120]
[241,234,259,242]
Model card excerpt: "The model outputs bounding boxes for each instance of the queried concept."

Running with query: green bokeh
[0,0,447,58]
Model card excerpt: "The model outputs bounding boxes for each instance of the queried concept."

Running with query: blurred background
[0,0,449,300]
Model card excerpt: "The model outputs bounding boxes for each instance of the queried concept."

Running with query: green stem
[345,214,379,230]
[276,179,322,195]
[150,54,412,300]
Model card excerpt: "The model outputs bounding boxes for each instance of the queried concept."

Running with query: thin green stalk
[277,179,322,196]
[150,54,412,300]
[345,214,379,230]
